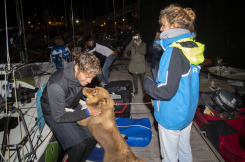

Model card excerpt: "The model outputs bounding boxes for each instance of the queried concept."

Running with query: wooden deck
[108,59,224,162]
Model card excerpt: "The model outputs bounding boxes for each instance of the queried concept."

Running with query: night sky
[0,0,137,29]
[1,0,245,68]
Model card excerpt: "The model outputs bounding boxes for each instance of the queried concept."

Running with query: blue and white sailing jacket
[144,32,205,130]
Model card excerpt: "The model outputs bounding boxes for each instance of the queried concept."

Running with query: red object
[194,107,245,162]
[114,101,128,114]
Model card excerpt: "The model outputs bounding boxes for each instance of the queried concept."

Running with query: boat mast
[15,0,27,63]
[43,0,50,45]
[4,0,10,71]
[20,0,28,63]
[113,0,116,38]
[71,0,75,52]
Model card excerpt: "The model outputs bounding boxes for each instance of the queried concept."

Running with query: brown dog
[77,87,145,162]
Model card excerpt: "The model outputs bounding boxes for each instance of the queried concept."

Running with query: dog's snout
[83,87,88,94]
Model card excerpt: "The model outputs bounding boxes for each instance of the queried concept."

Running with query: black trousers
[133,73,145,92]
[68,136,97,162]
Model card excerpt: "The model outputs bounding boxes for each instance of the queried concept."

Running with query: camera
[133,36,138,40]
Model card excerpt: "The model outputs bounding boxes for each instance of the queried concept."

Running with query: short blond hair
[74,52,101,76]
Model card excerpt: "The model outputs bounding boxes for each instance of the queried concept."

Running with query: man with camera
[124,32,147,95]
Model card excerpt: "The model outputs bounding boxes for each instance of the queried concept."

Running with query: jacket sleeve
[47,83,88,123]
[89,42,114,56]
[144,50,185,100]
[123,40,134,55]
[125,40,134,51]
[138,43,147,56]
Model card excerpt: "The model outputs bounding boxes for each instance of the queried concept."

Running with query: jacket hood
[157,32,205,65]
[63,62,80,86]
[170,38,205,65]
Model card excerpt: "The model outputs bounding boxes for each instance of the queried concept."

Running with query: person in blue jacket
[51,39,71,70]
[144,4,205,162]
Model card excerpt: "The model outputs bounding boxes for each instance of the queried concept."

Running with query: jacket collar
[157,32,194,51]
[63,62,81,86]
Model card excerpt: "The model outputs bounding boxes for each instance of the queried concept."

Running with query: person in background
[124,32,147,95]
[148,30,163,80]
[87,36,117,86]
[144,4,205,162]
[51,38,71,70]
[41,52,102,162]
[120,25,135,59]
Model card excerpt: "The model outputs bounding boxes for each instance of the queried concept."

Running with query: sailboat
[0,0,60,161]
[0,61,57,162]
[0,0,141,161]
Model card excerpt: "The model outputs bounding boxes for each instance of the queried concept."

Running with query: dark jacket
[41,62,88,123]
[148,38,163,69]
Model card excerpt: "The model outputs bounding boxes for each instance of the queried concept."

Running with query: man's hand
[87,106,101,117]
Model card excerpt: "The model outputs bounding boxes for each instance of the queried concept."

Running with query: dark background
[139,0,244,68]
[1,0,244,68]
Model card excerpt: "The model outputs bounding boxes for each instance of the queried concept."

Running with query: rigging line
[71,0,75,54]
[13,69,25,161]
[64,0,68,31]
[4,67,10,161]
[33,130,52,154]
[115,102,152,106]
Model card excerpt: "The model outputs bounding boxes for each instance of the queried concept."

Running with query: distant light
[93,20,96,23]
[76,19,79,23]
[101,24,103,27]
[28,21,31,24]
[122,18,125,21]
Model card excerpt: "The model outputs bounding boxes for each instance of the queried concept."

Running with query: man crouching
[41,52,101,162]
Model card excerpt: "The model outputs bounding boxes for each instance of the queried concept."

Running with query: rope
[115,102,152,106]
[4,67,10,161]
[13,69,25,161]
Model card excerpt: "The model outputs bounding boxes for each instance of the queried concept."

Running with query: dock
[0,58,225,162]
[109,59,225,162]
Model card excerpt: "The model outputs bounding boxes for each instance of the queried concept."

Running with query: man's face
[135,33,141,41]
[74,65,95,86]
[87,40,94,47]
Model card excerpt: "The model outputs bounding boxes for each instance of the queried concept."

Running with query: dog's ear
[101,98,109,105]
